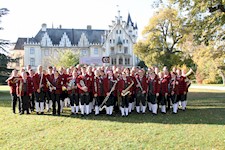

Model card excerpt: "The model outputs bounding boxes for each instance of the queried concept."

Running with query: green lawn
[0,86,225,150]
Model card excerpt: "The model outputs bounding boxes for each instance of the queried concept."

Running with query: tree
[170,0,225,45]
[134,7,190,69]
[0,8,10,53]
[47,50,79,68]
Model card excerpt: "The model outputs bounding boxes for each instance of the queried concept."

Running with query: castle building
[14,10,139,69]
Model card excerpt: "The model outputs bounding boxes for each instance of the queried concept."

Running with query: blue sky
[0,0,154,42]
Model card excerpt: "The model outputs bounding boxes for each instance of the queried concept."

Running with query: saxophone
[121,81,134,96]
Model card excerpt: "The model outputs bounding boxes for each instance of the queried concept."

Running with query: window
[123,39,125,44]
[119,30,122,34]
[44,49,49,56]
[110,39,112,43]
[116,30,118,34]
[126,39,129,43]
[82,50,87,56]
[124,47,128,54]
[94,48,98,55]
[125,58,130,65]
[30,58,35,66]
[119,57,123,65]
[113,39,115,43]
[16,59,19,67]
[30,47,35,54]
[110,47,115,54]
[111,58,116,65]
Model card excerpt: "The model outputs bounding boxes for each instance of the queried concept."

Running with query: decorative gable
[41,32,53,47]
[78,33,89,47]
[59,32,72,47]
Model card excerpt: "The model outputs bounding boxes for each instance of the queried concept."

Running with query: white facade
[20,10,138,69]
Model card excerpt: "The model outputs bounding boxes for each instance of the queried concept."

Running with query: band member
[103,70,117,116]
[51,70,62,115]
[182,69,191,110]
[176,69,188,111]
[77,67,92,116]
[163,67,171,111]
[93,70,104,115]
[135,69,148,114]
[118,72,133,117]
[169,72,179,114]
[130,67,137,111]
[67,70,79,115]
[45,66,54,112]
[147,72,160,115]
[59,67,69,113]
[17,72,32,114]
[87,66,94,114]
[28,69,35,112]
[125,68,134,113]
[158,72,168,114]
[33,65,47,115]
[7,70,21,114]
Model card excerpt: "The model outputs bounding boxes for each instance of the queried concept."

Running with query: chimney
[59,25,62,29]
[41,23,47,32]
[87,25,92,30]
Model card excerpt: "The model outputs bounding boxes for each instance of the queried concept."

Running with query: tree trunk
[219,70,225,85]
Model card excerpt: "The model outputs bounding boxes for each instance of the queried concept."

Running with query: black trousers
[148,93,157,104]
[20,92,30,113]
[46,91,53,104]
[52,93,60,115]
[177,94,185,102]
[35,91,45,102]
[121,95,129,108]
[136,92,146,106]
[11,93,20,113]
[30,92,35,111]
[171,94,178,104]
[80,92,90,105]
[69,93,79,106]
[106,95,115,107]
[158,93,166,105]
[94,96,104,106]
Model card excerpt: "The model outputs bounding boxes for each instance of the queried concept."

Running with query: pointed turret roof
[127,13,134,27]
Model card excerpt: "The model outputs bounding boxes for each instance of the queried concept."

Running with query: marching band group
[7,64,191,117]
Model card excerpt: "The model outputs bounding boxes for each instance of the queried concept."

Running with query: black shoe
[20,112,24,115]
[27,112,30,114]
[70,112,75,116]
[36,112,39,115]
[52,113,56,116]
[152,113,157,116]
[161,112,166,114]
[172,112,177,114]
[40,112,44,115]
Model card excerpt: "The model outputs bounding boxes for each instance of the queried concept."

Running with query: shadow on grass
[1,91,225,125]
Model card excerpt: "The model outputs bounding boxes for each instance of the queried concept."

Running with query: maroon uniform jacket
[177,76,187,95]
[135,76,148,94]
[159,77,169,96]
[52,76,62,94]
[118,77,133,96]
[16,77,33,96]
[60,73,69,87]
[33,73,47,92]
[103,76,117,96]
[169,77,179,95]
[77,74,92,94]
[93,76,104,97]
[7,77,21,94]
[67,77,79,95]
[128,75,136,95]
[147,76,160,95]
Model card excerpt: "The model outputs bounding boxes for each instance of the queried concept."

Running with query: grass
[0,86,225,150]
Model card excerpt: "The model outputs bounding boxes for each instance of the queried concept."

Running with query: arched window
[119,57,123,65]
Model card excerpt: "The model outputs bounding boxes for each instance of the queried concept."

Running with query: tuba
[185,68,196,77]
